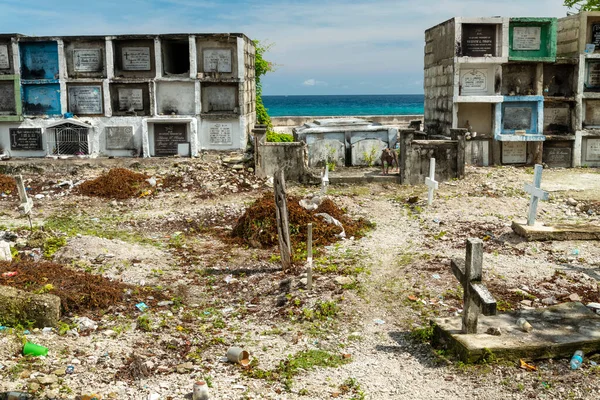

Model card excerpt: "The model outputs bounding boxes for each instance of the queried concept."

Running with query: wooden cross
[524,164,549,226]
[425,158,438,206]
[274,169,291,271]
[451,238,497,334]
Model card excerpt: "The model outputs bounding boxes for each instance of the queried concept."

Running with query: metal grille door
[47,123,89,155]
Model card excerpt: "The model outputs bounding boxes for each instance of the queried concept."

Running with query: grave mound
[78,168,155,199]
[0,260,166,315]
[0,174,16,194]
[232,193,373,248]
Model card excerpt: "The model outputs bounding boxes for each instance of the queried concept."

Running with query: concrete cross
[425,158,438,206]
[524,164,549,226]
[14,175,33,215]
[451,238,497,334]
[320,164,329,195]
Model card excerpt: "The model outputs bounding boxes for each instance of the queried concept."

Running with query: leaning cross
[425,158,438,206]
[524,164,549,226]
[451,238,497,334]
[14,175,33,230]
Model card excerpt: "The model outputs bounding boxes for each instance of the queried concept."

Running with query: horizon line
[262,93,425,97]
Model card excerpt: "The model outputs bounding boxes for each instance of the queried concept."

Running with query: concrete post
[400,129,415,185]
[451,128,467,179]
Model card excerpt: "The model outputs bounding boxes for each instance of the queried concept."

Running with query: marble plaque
[68,85,103,114]
[204,85,237,112]
[122,47,151,71]
[106,126,135,150]
[203,49,232,73]
[118,88,144,111]
[543,147,572,168]
[0,44,9,69]
[586,138,600,161]
[154,124,187,156]
[513,26,541,51]
[544,107,570,131]
[9,128,43,151]
[461,69,488,94]
[73,48,102,72]
[502,141,527,164]
[588,62,600,87]
[209,123,232,145]
[0,81,15,113]
[462,24,496,57]
[592,24,600,47]
[503,107,532,131]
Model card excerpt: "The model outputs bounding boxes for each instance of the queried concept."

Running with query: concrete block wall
[424,19,456,136]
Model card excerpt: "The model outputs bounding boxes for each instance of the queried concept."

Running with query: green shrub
[266,131,294,143]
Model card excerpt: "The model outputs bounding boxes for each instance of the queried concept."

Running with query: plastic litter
[373,319,385,325]
[570,350,584,370]
[516,318,533,333]
[74,317,98,332]
[299,196,323,211]
[432,274,441,279]
[136,302,149,312]
[571,249,580,256]
[22,342,48,357]
[65,365,74,374]
[1,271,17,277]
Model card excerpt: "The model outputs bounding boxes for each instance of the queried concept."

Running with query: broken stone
[334,276,354,286]
[52,368,66,377]
[74,316,98,332]
[28,382,40,392]
[566,198,577,206]
[568,293,582,302]
[37,374,58,385]
[176,362,194,374]
[0,285,61,328]
[486,327,502,336]
[541,297,558,305]
[520,300,533,307]
[279,278,292,293]
[276,294,287,307]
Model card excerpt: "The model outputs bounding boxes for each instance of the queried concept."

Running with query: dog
[381,147,399,175]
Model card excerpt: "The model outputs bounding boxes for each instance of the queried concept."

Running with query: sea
[262,94,424,117]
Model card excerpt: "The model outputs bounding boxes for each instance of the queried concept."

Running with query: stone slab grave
[512,164,600,241]
[434,239,600,362]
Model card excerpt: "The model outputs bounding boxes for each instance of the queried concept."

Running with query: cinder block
[0,285,61,328]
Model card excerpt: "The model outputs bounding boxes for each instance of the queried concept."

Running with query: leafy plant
[43,236,67,259]
[266,131,294,142]
[254,40,275,128]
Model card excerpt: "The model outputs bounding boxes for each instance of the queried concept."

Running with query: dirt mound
[78,168,155,199]
[0,260,167,315]
[232,193,373,249]
[0,174,16,194]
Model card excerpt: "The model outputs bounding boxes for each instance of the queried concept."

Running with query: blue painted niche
[20,41,59,80]
[22,84,61,115]
[495,96,545,141]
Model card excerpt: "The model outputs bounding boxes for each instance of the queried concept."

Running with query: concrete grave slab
[512,220,600,241]
[434,302,600,363]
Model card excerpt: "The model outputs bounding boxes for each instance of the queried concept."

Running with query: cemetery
[0,32,256,158]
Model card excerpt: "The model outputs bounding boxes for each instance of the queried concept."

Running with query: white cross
[524,164,549,226]
[425,158,438,206]
[15,175,33,215]
[320,164,329,195]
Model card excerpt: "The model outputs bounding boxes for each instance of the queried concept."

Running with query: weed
[409,325,434,344]
[136,315,152,332]
[43,236,67,259]
[340,377,366,400]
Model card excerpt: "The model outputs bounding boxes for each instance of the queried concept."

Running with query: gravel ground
[0,159,599,400]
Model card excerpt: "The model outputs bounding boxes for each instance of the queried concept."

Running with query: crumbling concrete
[0,285,61,328]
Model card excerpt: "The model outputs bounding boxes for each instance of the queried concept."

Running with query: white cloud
[303,78,327,86]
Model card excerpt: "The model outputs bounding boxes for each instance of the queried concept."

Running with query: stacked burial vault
[0,33,256,157]
[424,13,600,168]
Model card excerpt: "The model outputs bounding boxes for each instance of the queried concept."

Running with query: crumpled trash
[136,302,149,312]
[299,196,323,211]
[315,213,345,238]
[74,317,98,332]
[373,319,385,325]
[1,271,17,277]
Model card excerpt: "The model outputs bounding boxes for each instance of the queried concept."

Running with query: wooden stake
[274,169,291,270]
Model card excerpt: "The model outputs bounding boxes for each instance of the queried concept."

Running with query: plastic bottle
[570,350,584,370]
[516,318,533,333]
[192,381,209,400]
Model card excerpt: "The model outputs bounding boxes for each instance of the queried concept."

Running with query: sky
[0,0,571,95]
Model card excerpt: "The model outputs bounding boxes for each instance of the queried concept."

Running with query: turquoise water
[262,94,424,117]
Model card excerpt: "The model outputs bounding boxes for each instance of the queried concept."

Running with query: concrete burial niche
[109,83,151,116]
[460,23,503,57]
[156,81,195,115]
[584,99,600,127]
[293,118,398,168]
[543,103,573,134]
[201,83,239,114]
[6,126,44,156]
[497,97,544,139]
[584,60,600,92]
[501,141,527,164]
[22,83,61,116]
[543,141,573,168]
[19,41,59,80]
[458,64,499,96]
[0,38,14,75]
[161,37,190,77]
[67,84,104,116]
[199,118,242,150]
[543,63,576,97]
[508,18,557,62]
[582,136,600,166]
[502,63,538,96]
[196,37,238,79]
[113,38,156,79]
[0,77,18,117]
[148,122,190,157]
[63,38,106,79]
